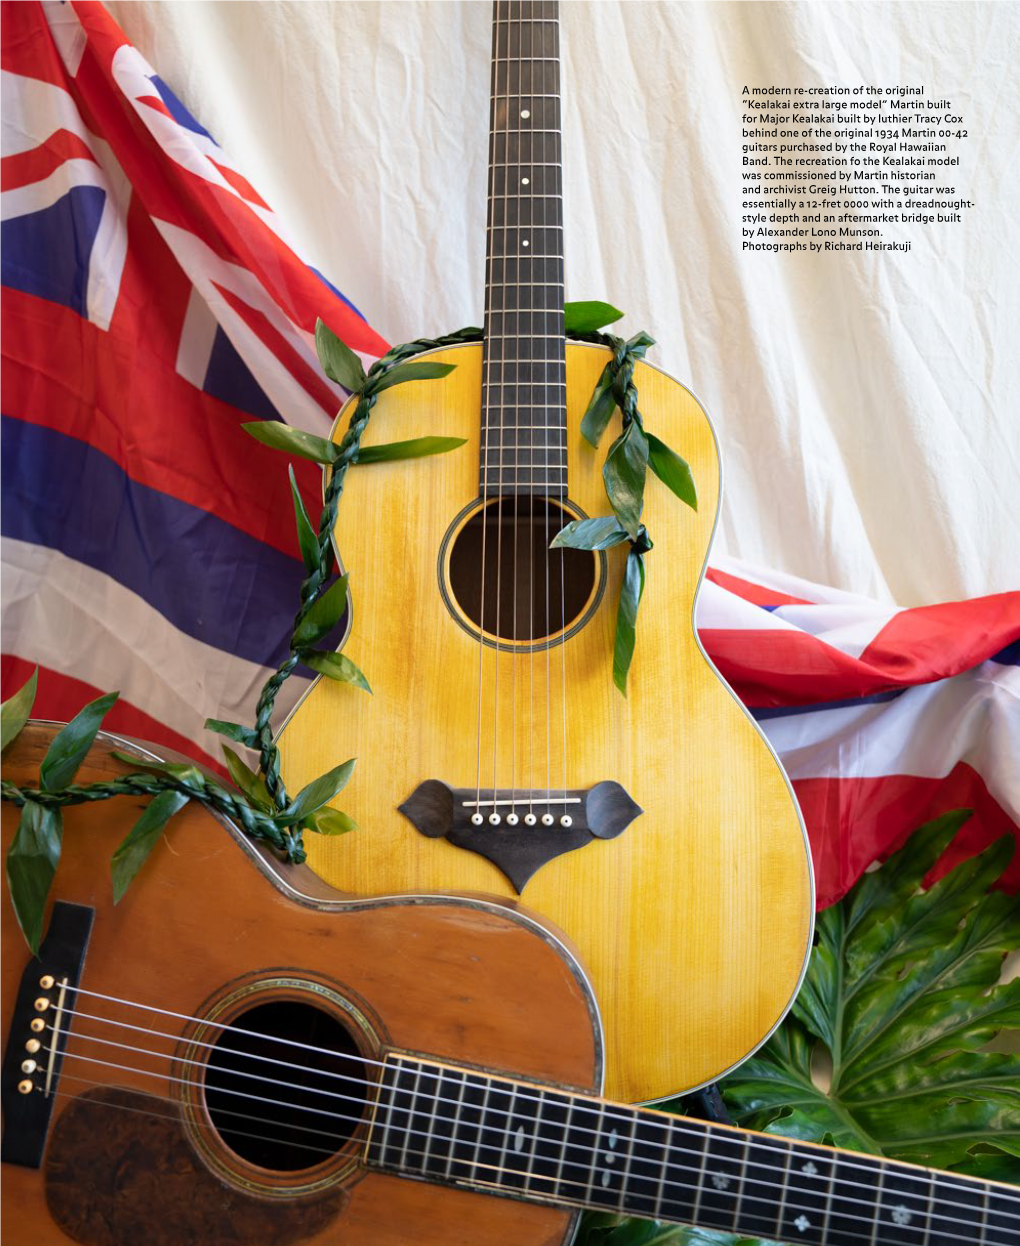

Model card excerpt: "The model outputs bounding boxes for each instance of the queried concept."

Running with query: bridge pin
[39,975,55,990]
[506,812,519,826]
[25,1039,41,1054]
[488,813,502,826]
[21,1060,37,1075]
[470,812,484,826]
[560,815,573,828]
[30,1018,45,1034]
[33,998,49,1012]
[17,1080,33,1096]
[541,813,555,827]
[524,813,537,826]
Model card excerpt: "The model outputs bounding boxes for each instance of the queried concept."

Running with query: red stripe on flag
[704,566,812,608]
[860,593,1020,680]
[794,764,1019,910]
[0,129,98,191]
[0,655,227,777]
[700,628,887,706]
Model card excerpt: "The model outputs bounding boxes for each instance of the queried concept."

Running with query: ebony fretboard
[368,1056,1019,1246]
[482,0,566,498]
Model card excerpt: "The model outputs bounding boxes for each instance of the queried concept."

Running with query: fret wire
[868,1164,886,1246]
[775,1141,792,1239]
[615,1111,637,1211]
[444,1071,469,1179]
[691,1127,711,1226]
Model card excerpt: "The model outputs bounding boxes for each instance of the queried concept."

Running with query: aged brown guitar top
[2,727,1016,1246]
[276,0,814,1105]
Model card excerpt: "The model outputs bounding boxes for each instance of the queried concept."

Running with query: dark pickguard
[398,781,642,892]
[44,1087,347,1246]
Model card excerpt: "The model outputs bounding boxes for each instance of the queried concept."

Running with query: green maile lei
[1,301,696,951]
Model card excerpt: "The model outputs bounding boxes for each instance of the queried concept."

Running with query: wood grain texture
[1,726,594,1246]
[277,341,814,1104]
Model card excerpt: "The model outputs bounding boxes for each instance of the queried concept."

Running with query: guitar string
[490,0,511,812]
[54,985,1020,1207]
[40,1001,1019,1223]
[509,0,523,820]
[542,16,555,823]
[525,0,536,826]
[39,1044,1016,1232]
[475,8,497,818]
[553,15,569,828]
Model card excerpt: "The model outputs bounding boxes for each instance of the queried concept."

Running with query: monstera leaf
[723,810,1019,1172]
[575,811,1019,1246]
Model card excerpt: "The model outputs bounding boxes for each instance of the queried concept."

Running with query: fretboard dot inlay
[522,239,529,246]
[521,108,531,118]
[711,1174,731,1191]
[802,1161,818,1176]
[521,176,530,184]
[891,1206,913,1226]
[794,1216,812,1233]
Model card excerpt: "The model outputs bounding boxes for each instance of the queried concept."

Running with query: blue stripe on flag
[751,687,907,720]
[149,76,214,141]
[1,187,104,317]
[990,638,1020,666]
[0,417,303,669]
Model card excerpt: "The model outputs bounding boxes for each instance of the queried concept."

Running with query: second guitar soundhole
[446,496,601,645]
[204,1000,366,1172]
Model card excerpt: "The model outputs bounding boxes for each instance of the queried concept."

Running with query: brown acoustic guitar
[276,0,813,1103]
[1,727,1016,1246]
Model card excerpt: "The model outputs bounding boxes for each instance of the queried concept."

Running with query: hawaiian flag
[2,1,1017,908]
[1,0,388,771]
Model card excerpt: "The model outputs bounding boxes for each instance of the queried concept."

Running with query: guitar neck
[481,0,567,498]
[368,1055,1016,1246]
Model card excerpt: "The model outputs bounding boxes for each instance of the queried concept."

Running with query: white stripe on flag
[1,537,311,758]
[762,663,1020,820]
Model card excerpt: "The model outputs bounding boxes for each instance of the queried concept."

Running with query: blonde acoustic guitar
[278,0,813,1104]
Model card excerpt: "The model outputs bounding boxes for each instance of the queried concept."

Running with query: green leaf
[580,362,618,447]
[243,420,340,466]
[613,549,646,695]
[39,691,118,792]
[110,752,206,789]
[604,420,649,538]
[110,790,190,904]
[220,746,273,810]
[301,806,357,837]
[721,813,1020,1172]
[564,300,624,333]
[6,801,63,954]
[647,433,697,512]
[368,360,457,394]
[204,718,259,748]
[300,649,372,693]
[315,317,366,392]
[280,758,356,822]
[355,436,467,465]
[551,516,631,551]
[292,576,349,647]
[289,465,325,574]
[1,667,38,750]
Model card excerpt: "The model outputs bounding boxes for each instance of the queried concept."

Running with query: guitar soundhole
[203,1000,366,1173]
[447,496,599,643]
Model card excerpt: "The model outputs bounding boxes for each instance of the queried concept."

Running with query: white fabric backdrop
[104,0,1020,605]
